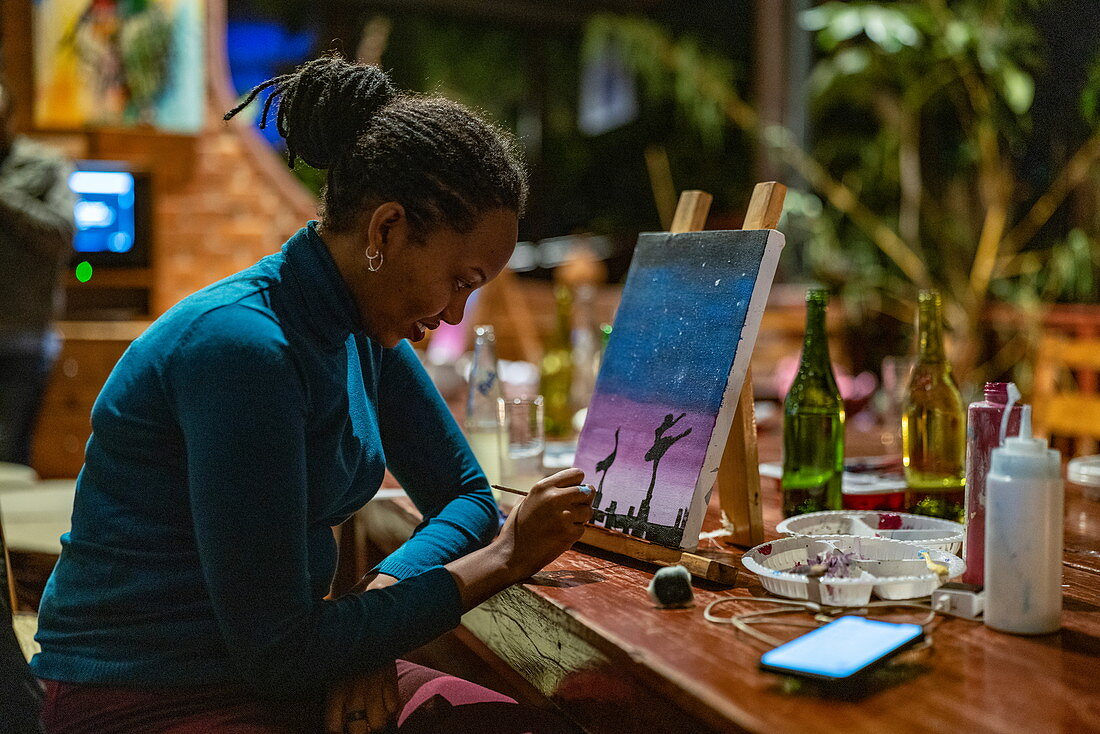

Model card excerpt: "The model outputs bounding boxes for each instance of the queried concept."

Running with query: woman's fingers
[345,713,370,734]
[541,485,594,507]
[563,497,594,521]
[362,671,388,732]
[562,508,593,528]
[324,680,348,733]
[381,661,401,723]
[325,664,401,734]
[533,467,584,493]
[571,485,595,506]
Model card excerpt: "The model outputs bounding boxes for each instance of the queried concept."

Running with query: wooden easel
[577,182,787,583]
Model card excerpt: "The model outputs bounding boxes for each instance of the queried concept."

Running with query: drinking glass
[496,396,545,509]
[877,356,914,453]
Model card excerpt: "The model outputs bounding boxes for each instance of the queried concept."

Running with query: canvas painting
[574,229,785,550]
[34,0,205,132]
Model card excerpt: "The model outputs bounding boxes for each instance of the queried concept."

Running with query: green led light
[75,261,93,283]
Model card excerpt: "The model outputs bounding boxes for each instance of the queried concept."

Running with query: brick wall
[151,113,318,314]
[151,0,319,314]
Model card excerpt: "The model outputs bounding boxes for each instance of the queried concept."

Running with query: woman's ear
[366,201,408,256]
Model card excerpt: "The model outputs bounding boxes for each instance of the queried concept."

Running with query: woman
[31,54,592,733]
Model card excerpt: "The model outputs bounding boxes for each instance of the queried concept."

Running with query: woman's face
[352,205,518,348]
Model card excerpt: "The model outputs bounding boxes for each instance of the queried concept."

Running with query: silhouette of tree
[593,426,620,510]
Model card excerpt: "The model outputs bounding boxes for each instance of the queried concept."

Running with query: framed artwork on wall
[33,0,205,133]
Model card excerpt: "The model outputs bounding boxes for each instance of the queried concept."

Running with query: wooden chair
[1,499,40,662]
[1032,335,1100,458]
[0,492,45,734]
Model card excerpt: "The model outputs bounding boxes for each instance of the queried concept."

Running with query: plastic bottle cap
[1000,404,1046,454]
[1002,436,1049,454]
[989,405,1060,478]
[998,382,1021,445]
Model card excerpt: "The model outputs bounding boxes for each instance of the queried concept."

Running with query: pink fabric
[40,660,574,734]
[397,669,514,725]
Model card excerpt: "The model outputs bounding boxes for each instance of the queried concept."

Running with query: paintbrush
[491,484,596,502]
[491,484,531,498]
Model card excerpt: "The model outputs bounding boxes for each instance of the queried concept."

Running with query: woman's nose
[441,294,470,325]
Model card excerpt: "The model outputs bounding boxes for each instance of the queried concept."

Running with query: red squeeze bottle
[963,382,1022,586]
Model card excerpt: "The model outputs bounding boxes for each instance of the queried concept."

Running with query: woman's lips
[409,320,439,342]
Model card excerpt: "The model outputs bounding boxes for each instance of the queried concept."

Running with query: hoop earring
[365,245,384,273]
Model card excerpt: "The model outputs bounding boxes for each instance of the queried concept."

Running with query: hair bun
[224,52,397,170]
[278,54,396,169]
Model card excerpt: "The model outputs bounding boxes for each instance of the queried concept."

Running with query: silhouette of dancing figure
[593,427,620,511]
[638,413,692,523]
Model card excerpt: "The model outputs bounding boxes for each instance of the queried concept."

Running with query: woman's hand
[446,467,592,611]
[325,660,399,734]
[326,576,402,732]
[325,471,591,730]
[497,468,593,579]
[351,572,400,594]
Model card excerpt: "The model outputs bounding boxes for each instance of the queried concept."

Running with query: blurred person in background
[0,79,76,466]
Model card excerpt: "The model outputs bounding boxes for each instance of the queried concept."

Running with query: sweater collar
[282,221,364,350]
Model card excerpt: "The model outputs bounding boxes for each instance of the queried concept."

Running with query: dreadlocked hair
[225,52,528,236]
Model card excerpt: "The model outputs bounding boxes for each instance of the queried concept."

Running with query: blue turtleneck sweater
[30,222,499,696]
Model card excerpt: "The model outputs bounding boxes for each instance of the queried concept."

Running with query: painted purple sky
[574,395,716,526]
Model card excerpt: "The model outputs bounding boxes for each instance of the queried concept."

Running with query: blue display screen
[69,170,136,254]
[761,616,922,679]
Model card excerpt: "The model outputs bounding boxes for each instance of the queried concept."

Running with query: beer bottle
[902,289,966,521]
[541,286,575,439]
[782,289,845,517]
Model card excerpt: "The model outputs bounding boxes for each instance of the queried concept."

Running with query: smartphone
[760,616,924,681]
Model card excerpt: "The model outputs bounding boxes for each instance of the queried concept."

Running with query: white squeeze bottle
[984,405,1063,635]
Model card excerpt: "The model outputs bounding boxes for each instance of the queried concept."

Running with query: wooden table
[362,431,1100,734]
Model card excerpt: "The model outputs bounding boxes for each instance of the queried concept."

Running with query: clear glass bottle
[570,283,602,423]
[782,289,845,517]
[902,290,966,521]
[466,325,506,486]
[541,285,575,439]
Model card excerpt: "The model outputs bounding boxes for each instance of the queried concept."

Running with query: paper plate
[742,535,965,605]
[775,511,964,554]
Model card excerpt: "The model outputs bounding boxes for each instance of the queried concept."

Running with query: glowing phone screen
[760,616,922,679]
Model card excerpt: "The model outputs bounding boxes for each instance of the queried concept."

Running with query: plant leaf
[1001,64,1034,114]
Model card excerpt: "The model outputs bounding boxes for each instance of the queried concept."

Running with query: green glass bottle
[902,289,966,521]
[541,285,575,439]
[782,289,845,517]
